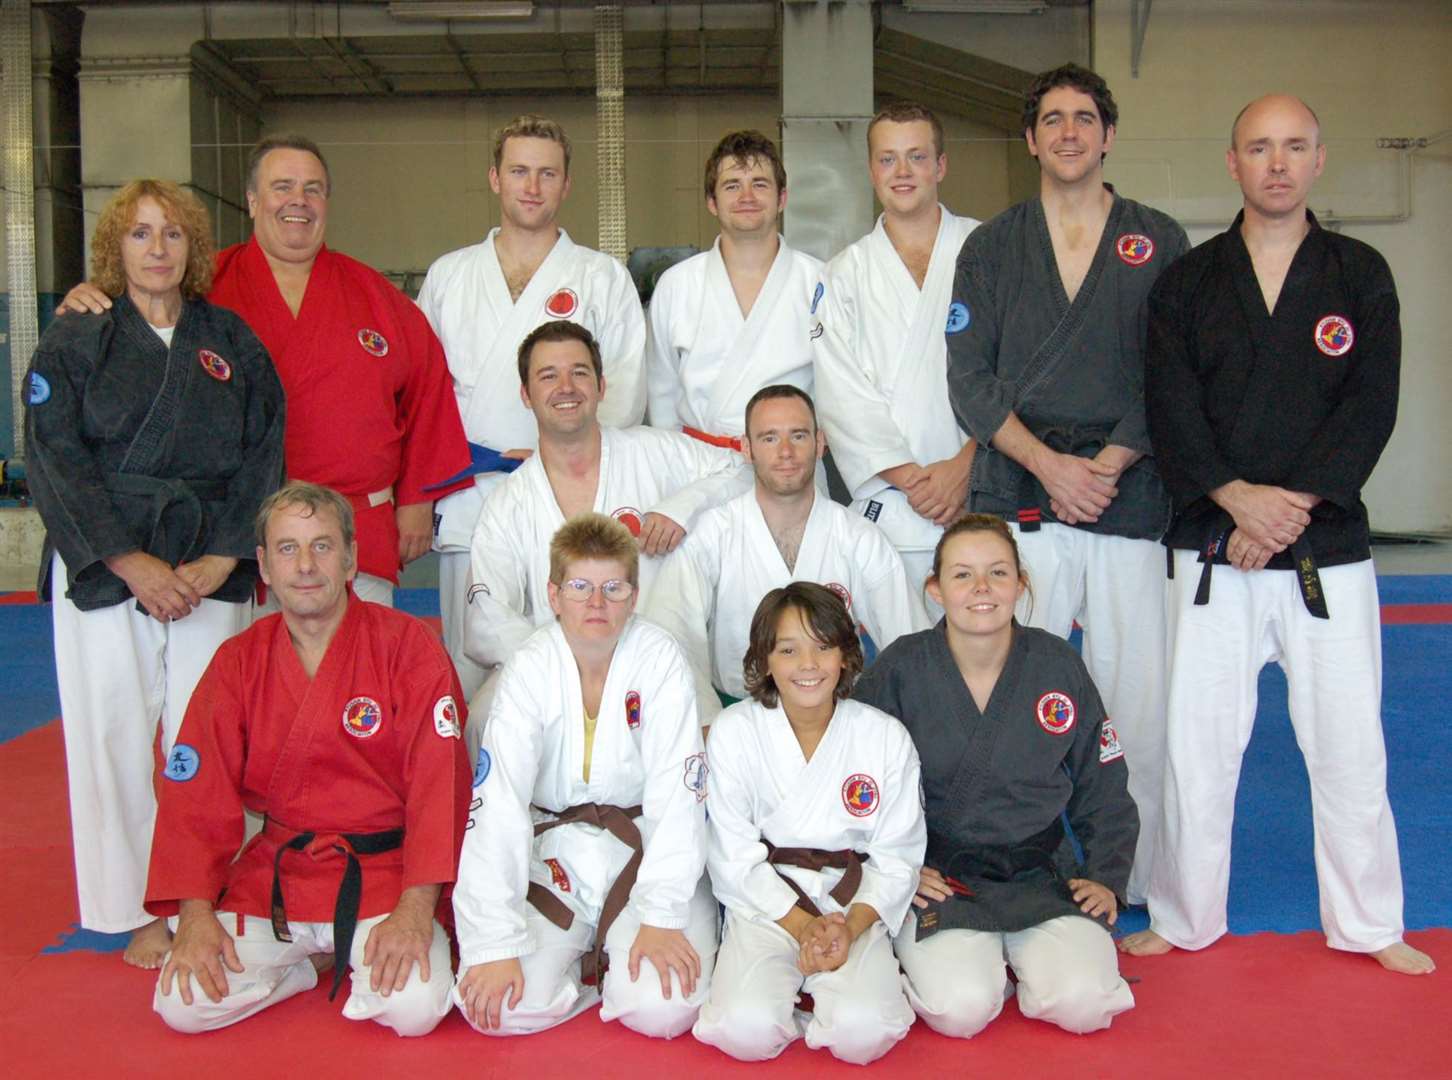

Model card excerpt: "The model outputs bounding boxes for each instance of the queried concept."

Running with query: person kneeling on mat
[146,482,472,1036]
[453,513,717,1038]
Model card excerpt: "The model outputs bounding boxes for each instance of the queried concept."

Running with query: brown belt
[525,802,643,984]
[763,841,864,918]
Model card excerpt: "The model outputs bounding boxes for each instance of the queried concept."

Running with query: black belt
[264,817,405,1001]
[1186,525,1329,619]
[762,842,864,919]
[524,803,643,985]
[925,817,1065,886]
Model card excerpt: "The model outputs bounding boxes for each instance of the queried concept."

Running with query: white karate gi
[692,698,924,1064]
[417,228,647,696]
[453,618,716,1039]
[646,237,820,440]
[813,207,979,594]
[643,489,930,725]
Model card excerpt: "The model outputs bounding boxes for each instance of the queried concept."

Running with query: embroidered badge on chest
[625,690,642,730]
[199,349,232,381]
[842,773,879,817]
[433,695,461,739]
[612,506,643,537]
[1099,717,1125,763]
[1036,691,1076,735]
[343,695,383,738]
[357,328,390,357]
[1314,314,1354,357]
[473,746,492,787]
[683,752,709,802]
[27,372,50,405]
[545,857,572,893]
[545,288,579,319]
[164,743,200,782]
[945,301,971,334]
[1115,233,1154,266]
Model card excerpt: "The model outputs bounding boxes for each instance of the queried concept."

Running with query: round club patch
[683,752,709,802]
[1314,314,1354,357]
[545,288,579,319]
[825,582,853,613]
[163,743,200,782]
[1116,233,1155,266]
[842,773,879,817]
[945,301,971,334]
[473,746,492,787]
[198,349,232,381]
[625,689,642,730]
[1036,691,1076,735]
[343,695,383,739]
[27,372,51,406]
[433,694,461,739]
[612,506,643,537]
[357,328,390,357]
[810,281,825,315]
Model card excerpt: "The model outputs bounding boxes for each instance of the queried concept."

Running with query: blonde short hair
[493,114,571,175]
[549,513,638,588]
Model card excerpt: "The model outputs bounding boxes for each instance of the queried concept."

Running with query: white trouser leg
[1010,521,1084,637]
[465,667,503,764]
[1079,532,1170,904]
[802,921,915,1065]
[692,913,804,1061]
[899,549,940,622]
[894,911,1010,1039]
[1278,561,1404,952]
[340,915,454,1036]
[457,906,598,1036]
[52,554,247,932]
[600,876,718,1039]
[1148,552,1270,949]
[439,549,488,702]
[1004,915,1134,1033]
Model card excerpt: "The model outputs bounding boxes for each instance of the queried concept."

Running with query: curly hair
[1021,63,1119,139]
[90,180,215,300]
[742,582,864,710]
[703,130,787,202]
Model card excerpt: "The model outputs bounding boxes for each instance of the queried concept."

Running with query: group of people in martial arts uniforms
[23,51,1433,1066]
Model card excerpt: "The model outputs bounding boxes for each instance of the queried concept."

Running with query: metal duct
[2,0,36,458]
[594,2,626,262]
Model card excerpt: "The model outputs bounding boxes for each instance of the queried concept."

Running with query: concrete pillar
[780,0,874,263]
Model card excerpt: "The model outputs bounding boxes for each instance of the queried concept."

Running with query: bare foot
[123,918,173,969]
[310,952,336,975]
[1118,929,1174,956]
[1372,942,1435,975]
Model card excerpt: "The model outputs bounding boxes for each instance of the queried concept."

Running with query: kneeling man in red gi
[146,481,472,1034]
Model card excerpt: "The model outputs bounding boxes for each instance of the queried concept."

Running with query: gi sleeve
[644,280,684,430]
[702,711,800,921]
[641,430,752,533]
[1145,266,1242,505]
[207,315,286,559]
[1280,259,1400,508]
[145,643,250,916]
[399,631,472,892]
[464,484,539,669]
[639,530,724,729]
[855,522,932,651]
[850,718,927,933]
[812,266,917,494]
[1062,673,1138,903]
[23,330,138,575]
[390,297,473,506]
[453,656,545,967]
[630,634,708,928]
[945,235,1016,444]
[594,262,648,430]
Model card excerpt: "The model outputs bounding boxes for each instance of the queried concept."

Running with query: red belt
[682,426,743,453]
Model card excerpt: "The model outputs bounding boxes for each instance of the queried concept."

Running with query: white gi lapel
[703,237,793,428]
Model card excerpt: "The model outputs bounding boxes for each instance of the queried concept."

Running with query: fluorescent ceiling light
[388,1,535,20]
[903,1,1049,13]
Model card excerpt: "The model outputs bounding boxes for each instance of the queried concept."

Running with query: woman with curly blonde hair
[23,179,285,968]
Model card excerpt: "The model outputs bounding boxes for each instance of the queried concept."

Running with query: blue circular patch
[28,372,51,405]
[945,302,971,335]
[473,746,492,788]
[810,281,825,315]
[164,743,200,782]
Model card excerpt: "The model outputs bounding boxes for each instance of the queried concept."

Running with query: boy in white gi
[647,130,820,446]
[693,582,924,1064]
[643,385,929,726]
[454,514,718,1037]
[418,115,647,698]
[813,102,980,595]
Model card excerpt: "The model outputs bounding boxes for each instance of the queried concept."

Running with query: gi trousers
[439,549,488,703]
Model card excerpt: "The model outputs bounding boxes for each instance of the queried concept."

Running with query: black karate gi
[854,623,1137,935]
[24,294,286,610]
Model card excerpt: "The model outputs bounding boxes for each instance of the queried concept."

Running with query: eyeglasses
[557,578,635,603]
